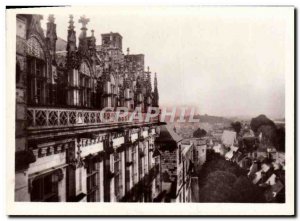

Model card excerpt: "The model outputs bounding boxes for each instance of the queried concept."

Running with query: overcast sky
[40,7,290,119]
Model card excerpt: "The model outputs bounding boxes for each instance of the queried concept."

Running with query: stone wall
[160,149,178,182]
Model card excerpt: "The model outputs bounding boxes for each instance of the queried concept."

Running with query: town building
[155,125,195,202]
[15,14,162,202]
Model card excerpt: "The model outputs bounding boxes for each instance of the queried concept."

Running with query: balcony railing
[26,107,160,129]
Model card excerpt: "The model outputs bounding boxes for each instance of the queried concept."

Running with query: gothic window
[79,62,92,107]
[27,56,47,105]
[86,159,99,202]
[27,37,45,59]
[30,171,61,202]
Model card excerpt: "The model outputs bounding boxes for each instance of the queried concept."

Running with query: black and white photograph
[6,6,294,216]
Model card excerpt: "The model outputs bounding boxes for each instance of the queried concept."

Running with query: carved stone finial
[147,66,150,72]
[127,47,130,55]
[91,29,95,37]
[68,15,75,30]
[48,14,55,23]
[78,15,90,29]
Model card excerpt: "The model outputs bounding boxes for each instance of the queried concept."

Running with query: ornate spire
[68,15,75,30]
[88,29,96,58]
[79,15,90,28]
[153,72,159,107]
[67,15,78,69]
[46,14,57,64]
[146,66,152,94]
[48,14,55,23]
[78,15,90,58]
[78,15,90,38]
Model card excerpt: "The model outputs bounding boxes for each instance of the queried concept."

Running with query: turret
[78,15,90,58]
[153,72,159,107]
[144,66,152,111]
[46,14,57,64]
[66,15,77,69]
[66,15,80,106]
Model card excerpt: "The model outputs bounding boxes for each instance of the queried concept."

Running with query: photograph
[6,6,295,215]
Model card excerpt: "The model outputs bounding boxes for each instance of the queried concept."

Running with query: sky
[40,7,290,119]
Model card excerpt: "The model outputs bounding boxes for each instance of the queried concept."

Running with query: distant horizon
[158,104,284,120]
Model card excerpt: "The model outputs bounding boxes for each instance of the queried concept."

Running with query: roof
[181,143,193,156]
[181,139,191,145]
[101,32,122,38]
[221,130,237,147]
[156,125,183,144]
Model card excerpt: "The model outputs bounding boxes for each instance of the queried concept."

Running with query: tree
[276,127,285,152]
[199,171,236,202]
[193,128,207,138]
[241,137,257,153]
[257,124,277,146]
[231,176,265,202]
[231,121,242,134]
[250,114,275,134]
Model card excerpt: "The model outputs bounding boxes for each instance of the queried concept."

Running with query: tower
[153,72,159,107]
[78,15,90,58]
[66,15,79,106]
[46,14,57,64]
[46,14,58,105]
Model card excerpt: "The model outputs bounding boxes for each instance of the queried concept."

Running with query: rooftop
[156,125,183,144]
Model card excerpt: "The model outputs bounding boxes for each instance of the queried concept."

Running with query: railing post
[75,110,78,125]
[67,110,70,126]
[57,110,60,126]
[32,109,36,127]
[45,110,49,126]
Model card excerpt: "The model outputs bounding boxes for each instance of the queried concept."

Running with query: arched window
[79,62,92,107]
[26,37,47,105]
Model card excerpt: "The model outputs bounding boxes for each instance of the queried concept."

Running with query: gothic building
[15,14,162,202]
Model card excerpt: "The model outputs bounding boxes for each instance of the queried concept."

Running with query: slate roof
[156,125,183,144]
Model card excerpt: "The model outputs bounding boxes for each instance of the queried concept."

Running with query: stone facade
[15,14,162,202]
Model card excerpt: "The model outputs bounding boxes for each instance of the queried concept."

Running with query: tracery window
[27,37,45,59]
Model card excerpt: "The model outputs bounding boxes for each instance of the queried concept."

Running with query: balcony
[26,106,160,132]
